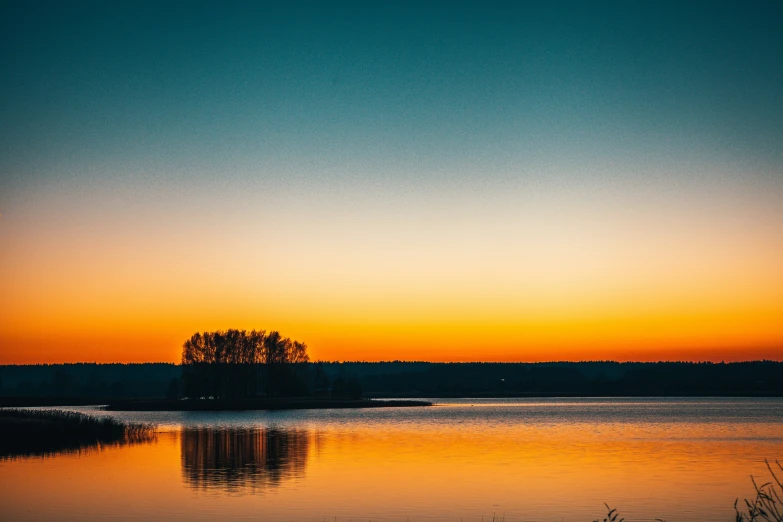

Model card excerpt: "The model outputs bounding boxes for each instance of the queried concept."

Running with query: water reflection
[181,427,310,492]
[3,400,782,521]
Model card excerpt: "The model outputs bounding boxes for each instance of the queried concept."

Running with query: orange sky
[1,175,781,364]
[1,172,783,363]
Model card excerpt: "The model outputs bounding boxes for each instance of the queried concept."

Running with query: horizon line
[2,359,782,366]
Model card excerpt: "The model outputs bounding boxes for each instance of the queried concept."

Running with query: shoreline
[103,397,433,411]
[3,393,783,409]
[0,409,153,458]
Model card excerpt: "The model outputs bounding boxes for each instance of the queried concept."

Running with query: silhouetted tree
[181,329,309,399]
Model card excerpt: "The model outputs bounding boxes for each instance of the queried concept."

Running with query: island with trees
[105,329,431,411]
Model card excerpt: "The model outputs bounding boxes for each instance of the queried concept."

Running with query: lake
[1,398,782,521]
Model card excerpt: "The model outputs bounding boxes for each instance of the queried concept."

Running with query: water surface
[1,398,782,521]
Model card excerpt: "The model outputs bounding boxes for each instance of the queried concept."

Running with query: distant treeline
[344,360,783,397]
[1,361,782,402]
[0,363,180,401]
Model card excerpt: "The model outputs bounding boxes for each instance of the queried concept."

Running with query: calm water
[2,398,782,521]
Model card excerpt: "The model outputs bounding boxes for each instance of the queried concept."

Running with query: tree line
[3,361,780,401]
[181,329,309,399]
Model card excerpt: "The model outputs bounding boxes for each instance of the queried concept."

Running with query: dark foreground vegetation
[2,360,781,405]
[735,460,783,522]
[0,409,154,458]
[593,460,783,522]
[105,397,431,411]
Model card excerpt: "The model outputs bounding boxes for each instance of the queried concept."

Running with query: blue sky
[3,1,781,187]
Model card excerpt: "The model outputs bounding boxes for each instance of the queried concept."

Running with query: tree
[181,329,309,399]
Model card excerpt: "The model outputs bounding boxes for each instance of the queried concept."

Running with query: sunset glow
[1,2,782,364]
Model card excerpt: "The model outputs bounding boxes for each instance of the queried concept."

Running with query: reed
[0,408,154,458]
[594,461,783,522]
[735,460,783,522]
[593,503,666,522]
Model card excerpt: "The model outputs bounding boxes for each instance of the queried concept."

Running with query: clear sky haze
[1,1,782,363]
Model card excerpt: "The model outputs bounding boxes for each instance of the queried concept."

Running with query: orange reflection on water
[0,417,780,521]
[299,420,778,520]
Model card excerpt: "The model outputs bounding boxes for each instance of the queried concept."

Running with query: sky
[1,1,782,364]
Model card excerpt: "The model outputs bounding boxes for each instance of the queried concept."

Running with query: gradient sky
[1,1,782,363]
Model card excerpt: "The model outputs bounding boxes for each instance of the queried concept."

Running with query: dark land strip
[103,397,432,411]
